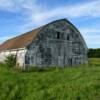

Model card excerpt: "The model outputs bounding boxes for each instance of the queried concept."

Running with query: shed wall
[0,48,27,68]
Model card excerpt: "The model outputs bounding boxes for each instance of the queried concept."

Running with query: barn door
[63,41,72,67]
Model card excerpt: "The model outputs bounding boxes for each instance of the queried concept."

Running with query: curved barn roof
[0,19,87,51]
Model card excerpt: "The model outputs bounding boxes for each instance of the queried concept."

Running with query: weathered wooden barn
[0,19,88,69]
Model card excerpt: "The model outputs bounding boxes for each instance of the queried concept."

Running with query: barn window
[57,32,60,39]
[67,34,70,40]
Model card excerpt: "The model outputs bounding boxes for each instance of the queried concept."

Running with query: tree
[88,49,100,58]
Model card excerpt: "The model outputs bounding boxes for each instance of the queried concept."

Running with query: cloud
[0,0,14,9]
[85,35,100,45]
[0,0,100,22]
[79,28,100,47]
[0,0,38,12]
[80,28,100,35]
[30,0,100,24]
[0,0,21,12]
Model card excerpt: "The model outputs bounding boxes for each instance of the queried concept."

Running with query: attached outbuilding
[0,19,88,69]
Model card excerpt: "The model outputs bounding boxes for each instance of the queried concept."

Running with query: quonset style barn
[0,19,88,69]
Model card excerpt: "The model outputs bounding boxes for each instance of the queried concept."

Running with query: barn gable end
[25,19,88,67]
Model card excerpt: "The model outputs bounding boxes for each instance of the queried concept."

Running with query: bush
[5,54,16,68]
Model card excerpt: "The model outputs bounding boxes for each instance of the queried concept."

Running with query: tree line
[88,48,100,58]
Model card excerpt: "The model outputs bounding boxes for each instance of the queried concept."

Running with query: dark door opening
[57,32,60,39]
[68,58,72,66]
[67,34,70,40]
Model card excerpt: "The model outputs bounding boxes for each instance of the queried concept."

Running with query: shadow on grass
[21,66,63,73]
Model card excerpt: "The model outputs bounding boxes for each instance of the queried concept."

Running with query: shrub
[5,54,16,68]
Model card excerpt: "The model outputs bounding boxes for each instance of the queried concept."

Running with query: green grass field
[0,58,100,100]
[89,58,100,65]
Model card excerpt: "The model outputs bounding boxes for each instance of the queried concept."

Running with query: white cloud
[80,28,100,33]
[0,0,100,22]
[85,35,100,45]
[79,28,100,47]
[0,0,14,9]
[30,0,100,23]
[0,0,38,12]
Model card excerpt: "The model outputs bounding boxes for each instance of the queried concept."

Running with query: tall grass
[0,58,100,100]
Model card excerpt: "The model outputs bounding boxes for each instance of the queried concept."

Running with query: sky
[0,0,100,48]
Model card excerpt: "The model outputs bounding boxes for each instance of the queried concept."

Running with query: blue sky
[0,0,100,48]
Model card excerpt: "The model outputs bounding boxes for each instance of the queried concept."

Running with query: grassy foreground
[0,59,100,100]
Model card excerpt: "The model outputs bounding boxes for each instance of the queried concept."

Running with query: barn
[0,19,88,69]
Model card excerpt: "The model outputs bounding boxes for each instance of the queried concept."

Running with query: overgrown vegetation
[5,54,16,68]
[0,58,100,100]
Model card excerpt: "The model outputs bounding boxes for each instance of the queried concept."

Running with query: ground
[0,58,100,100]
